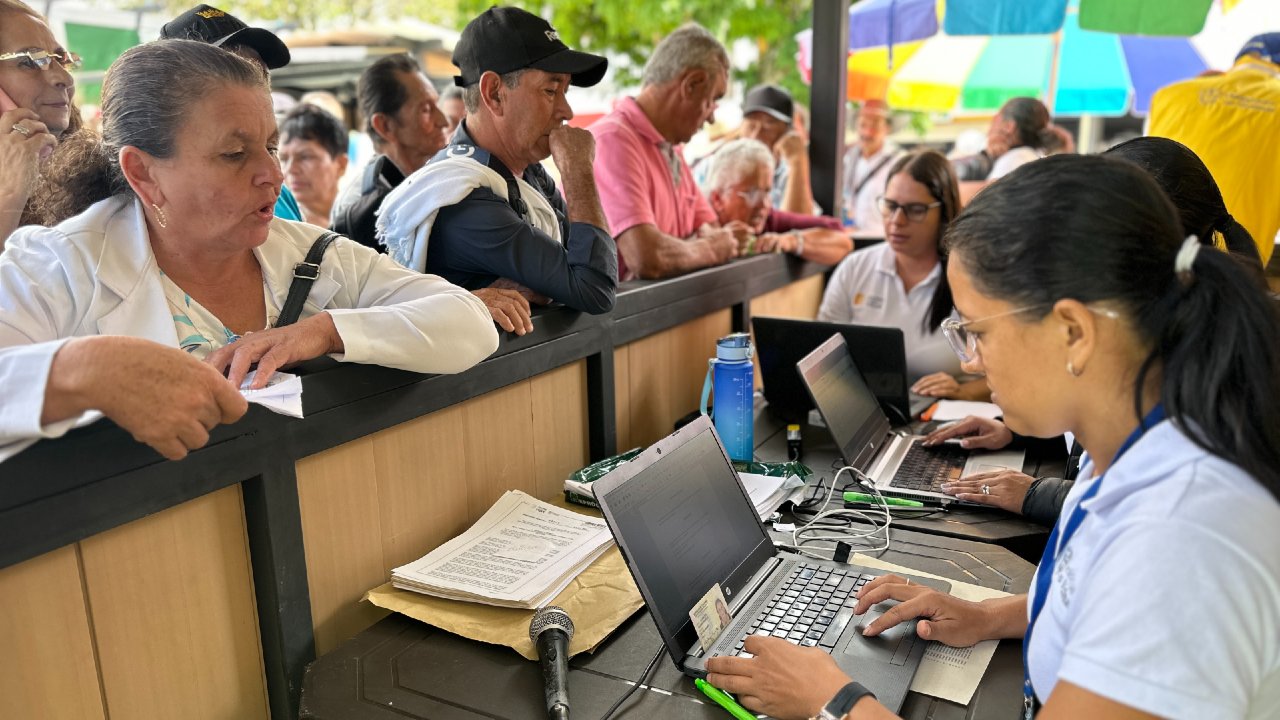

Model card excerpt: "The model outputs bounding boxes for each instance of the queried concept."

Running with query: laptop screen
[594,418,773,657]
[797,333,893,470]
[752,317,911,423]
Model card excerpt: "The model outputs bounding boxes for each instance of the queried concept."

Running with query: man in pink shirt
[589,24,743,280]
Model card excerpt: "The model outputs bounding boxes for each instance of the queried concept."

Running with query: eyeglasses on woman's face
[0,49,83,72]
[877,196,940,223]
[941,304,1121,363]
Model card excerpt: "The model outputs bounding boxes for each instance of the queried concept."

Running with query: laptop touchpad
[840,606,917,666]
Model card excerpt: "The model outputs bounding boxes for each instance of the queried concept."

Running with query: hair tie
[1175,235,1200,286]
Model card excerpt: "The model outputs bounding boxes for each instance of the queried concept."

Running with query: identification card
[689,583,733,650]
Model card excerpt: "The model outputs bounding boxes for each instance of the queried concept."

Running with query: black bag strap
[485,153,528,218]
[275,231,340,328]
[852,152,897,198]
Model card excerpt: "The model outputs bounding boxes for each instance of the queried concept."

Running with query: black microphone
[530,605,574,720]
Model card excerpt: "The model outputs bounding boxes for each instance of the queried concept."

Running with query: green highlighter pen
[843,491,925,508]
[695,678,757,720]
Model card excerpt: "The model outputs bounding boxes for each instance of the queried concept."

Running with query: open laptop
[593,415,949,712]
[798,333,1025,503]
[752,316,934,425]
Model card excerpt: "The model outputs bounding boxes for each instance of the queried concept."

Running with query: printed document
[392,490,614,609]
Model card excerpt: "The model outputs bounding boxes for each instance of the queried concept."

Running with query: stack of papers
[391,490,615,609]
[239,370,304,418]
[740,471,804,520]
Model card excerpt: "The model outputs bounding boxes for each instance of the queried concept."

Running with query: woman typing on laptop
[707,155,1280,719]
[817,150,987,402]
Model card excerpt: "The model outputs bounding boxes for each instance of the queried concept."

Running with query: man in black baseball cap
[160,4,290,70]
[739,83,815,215]
[376,6,616,335]
[452,5,607,88]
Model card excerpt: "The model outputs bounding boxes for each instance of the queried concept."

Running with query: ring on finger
[10,123,31,137]
[981,484,991,495]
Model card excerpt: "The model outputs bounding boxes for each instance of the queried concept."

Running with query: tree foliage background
[134,0,815,103]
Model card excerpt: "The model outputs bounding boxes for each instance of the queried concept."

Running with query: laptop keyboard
[731,563,873,657]
[887,442,966,492]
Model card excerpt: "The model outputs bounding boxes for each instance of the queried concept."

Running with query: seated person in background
[160,3,304,223]
[589,23,743,280]
[708,154,1280,720]
[0,40,498,462]
[819,149,987,400]
[0,0,80,245]
[439,85,465,139]
[279,103,348,227]
[840,99,900,236]
[330,54,449,249]
[957,96,1053,205]
[375,6,616,332]
[739,84,816,215]
[703,138,850,265]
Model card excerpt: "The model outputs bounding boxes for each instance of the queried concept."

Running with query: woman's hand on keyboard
[922,415,1012,450]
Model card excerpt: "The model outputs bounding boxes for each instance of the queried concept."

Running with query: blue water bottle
[700,333,754,461]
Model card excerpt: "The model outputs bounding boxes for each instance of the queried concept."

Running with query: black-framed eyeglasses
[877,196,941,223]
[0,49,83,72]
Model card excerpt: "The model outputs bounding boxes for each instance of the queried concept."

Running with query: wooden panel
[530,361,590,502]
[623,309,732,448]
[613,347,632,451]
[297,437,389,655]
[748,273,827,389]
[462,380,538,517]
[80,486,268,720]
[0,546,105,720]
[749,273,825,321]
[370,405,470,573]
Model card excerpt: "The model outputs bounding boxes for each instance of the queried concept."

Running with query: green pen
[843,491,925,508]
[695,678,757,720]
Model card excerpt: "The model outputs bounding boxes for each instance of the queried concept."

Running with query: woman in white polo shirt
[818,149,988,400]
[707,155,1280,720]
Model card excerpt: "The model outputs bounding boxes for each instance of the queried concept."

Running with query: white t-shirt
[841,141,900,237]
[989,145,1043,180]
[1027,419,1280,718]
[816,242,960,381]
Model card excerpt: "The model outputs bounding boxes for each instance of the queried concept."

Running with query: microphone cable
[598,643,665,720]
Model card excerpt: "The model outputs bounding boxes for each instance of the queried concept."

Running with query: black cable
[598,643,666,720]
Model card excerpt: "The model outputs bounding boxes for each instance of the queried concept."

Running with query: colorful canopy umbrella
[795,0,1271,116]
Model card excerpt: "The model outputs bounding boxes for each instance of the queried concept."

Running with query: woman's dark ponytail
[1133,240,1280,492]
[1215,213,1264,269]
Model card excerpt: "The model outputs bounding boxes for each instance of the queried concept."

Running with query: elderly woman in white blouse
[0,40,498,462]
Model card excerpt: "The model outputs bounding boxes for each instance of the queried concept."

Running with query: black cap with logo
[160,4,291,70]
[452,6,607,88]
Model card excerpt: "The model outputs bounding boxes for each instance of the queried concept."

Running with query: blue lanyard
[1021,404,1166,718]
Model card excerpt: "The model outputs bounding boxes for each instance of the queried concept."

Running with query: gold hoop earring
[151,203,168,229]
[1067,360,1081,377]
